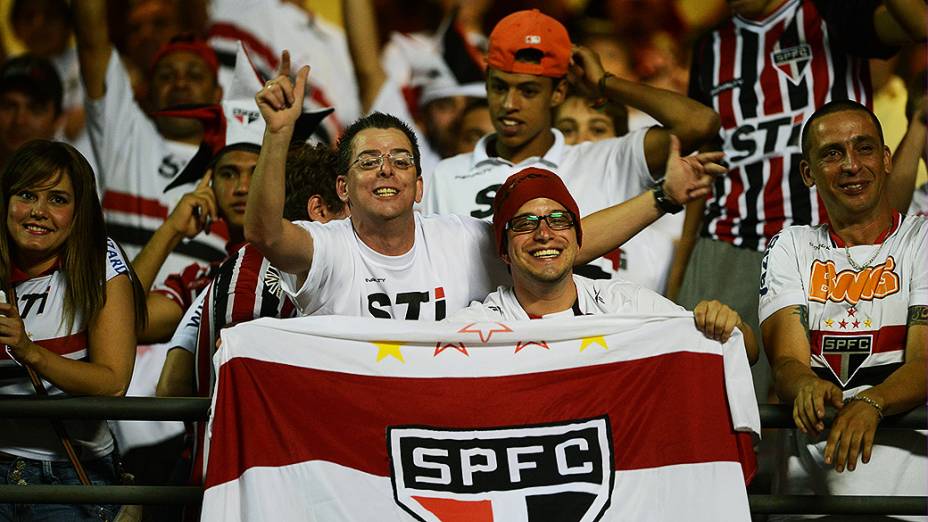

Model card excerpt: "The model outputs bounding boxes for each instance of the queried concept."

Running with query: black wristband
[652,183,683,214]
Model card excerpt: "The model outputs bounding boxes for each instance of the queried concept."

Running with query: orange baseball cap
[487,10,571,78]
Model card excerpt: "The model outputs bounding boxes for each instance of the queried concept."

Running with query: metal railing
[0,397,925,515]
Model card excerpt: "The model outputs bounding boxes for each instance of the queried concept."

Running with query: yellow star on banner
[864,319,872,328]
[374,342,405,363]
[580,336,608,352]
[824,319,834,327]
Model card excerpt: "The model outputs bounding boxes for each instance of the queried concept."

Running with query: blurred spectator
[105,0,208,100]
[554,94,629,144]
[207,0,360,145]
[453,97,493,155]
[74,0,226,281]
[9,0,71,59]
[125,0,183,75]
[0,55,62,169]
[9,0,97,168]
[343,0,487,184]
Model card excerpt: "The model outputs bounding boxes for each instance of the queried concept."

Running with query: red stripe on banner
[102,190,168,220]
[205,351,751,488]
[810,325,906,356]
[803,4,829,109]
[208,23,279,71]
[717,24,737,130]
[763,156,785,240]
[761,21,785,116]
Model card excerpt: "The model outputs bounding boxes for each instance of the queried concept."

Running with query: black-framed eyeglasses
[351,152,415,171]
[506,211,575,234]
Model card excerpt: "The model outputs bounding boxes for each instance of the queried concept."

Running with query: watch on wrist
[652,183,683,214]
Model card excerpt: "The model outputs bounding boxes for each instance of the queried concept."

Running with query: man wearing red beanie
[73,0,226,282]
[451,167,759,366]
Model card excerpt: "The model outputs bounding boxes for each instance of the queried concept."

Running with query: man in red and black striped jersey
[670,0,926,398]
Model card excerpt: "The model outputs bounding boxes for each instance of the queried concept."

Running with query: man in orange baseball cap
[426,9,721,292]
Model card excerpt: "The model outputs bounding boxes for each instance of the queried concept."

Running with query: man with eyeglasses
[449,168,758,361]
[246,56,724,321]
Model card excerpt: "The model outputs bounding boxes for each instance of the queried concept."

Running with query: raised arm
[577,135,724,263]
[874,0,927,46]
[342,0,387,113]
[888,95,926,212]
[134,173,217,291]
[244,51,315,275]
[568,45,721,174]
[0,275,137,397]
[132,173,217,343]
[72,0,113,100]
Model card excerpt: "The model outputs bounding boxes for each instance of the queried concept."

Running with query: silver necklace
[844,242,885,271]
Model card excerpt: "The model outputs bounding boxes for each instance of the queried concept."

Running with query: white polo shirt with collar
[424,128,681,293]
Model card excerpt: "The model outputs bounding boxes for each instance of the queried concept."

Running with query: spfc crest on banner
[772,43,811,84]
[388,417,614,522]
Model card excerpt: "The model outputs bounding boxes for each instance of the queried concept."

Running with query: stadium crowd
[0,0,925,520]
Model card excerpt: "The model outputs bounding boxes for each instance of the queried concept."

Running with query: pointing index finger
[277,50,291,79]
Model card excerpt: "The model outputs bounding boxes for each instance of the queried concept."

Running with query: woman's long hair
[0,140,147,332]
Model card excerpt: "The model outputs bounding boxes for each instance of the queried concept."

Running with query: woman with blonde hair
[0,140,146,520]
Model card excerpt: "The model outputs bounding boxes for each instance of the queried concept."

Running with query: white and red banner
[201,313,760,521]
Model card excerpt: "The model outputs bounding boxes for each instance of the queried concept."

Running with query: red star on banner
[852,320,861,329]
[458,322,512,343]
[514,340,550,353]
[434,342,469,356]
[847,307,857,317]
[839,319,848,329]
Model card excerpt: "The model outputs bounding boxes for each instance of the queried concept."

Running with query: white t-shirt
[85,52,229,283]
[450,274,684,321]
[425,128,679,292]
[758,213,928,499]
[0,238,129,460]
[280,213,509,320]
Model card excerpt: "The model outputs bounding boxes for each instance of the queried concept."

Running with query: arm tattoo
[792,305,810,340]
[908,305,928,327]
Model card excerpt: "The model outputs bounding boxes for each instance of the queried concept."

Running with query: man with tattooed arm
[759,100,926,508]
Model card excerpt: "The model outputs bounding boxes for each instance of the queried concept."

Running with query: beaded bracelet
[844,394,884,420]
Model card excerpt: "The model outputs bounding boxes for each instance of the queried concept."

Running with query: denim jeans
[0,453,120,521]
